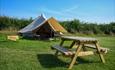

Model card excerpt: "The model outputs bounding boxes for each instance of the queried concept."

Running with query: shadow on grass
[0,40,18,43]
[76,57,99,64]
[37,54,100,68]
[0,40,7,42]
[21,37,59,42]
[37,54,68,68]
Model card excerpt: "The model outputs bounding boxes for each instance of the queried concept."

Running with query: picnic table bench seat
[52,45,95,56]
[84,44,109,53]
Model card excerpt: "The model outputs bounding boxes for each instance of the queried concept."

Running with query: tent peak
[40,14,47,19]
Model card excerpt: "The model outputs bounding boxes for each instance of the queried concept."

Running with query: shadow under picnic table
[37,54,100,68]
[76,57,100,64]
[37,54,68,68]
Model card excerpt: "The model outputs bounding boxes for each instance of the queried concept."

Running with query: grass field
[0,32,115,70]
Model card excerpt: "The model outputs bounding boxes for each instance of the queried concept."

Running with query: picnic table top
[61,36,97,42]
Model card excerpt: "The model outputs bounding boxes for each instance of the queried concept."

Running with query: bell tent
[18,14,67,38]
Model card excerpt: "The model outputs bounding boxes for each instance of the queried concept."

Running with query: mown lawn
[0,33,115,70]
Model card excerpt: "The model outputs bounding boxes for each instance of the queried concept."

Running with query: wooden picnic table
[52,36,105,69]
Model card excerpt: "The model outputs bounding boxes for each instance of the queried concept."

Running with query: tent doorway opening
[35,22,54,39]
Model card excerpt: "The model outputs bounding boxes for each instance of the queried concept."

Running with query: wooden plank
[69,41,76,48]
[61,36,97,42]
[94,42,105,63]
[53,46,95,56]
[84,44,109,53]
[82,44,87,51]
[52,45,73,56]
[55,39,65,56]
[7,35,19,41]
[68,42,83,69]
[78,51,94,56]
[52,45,68,52]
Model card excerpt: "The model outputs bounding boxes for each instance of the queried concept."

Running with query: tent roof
[19,15,67,34]
[19,14,46,33]
[33,17,67,33]
[47,17,67,32]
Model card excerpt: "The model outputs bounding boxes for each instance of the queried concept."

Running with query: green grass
[0,33,115,70]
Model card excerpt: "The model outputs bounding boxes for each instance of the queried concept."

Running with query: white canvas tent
[18,14,67,39]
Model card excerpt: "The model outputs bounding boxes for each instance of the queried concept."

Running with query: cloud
[62,6,78,13]
[41,5,79,18]
[61,6,89,16]
[42,8,65,16]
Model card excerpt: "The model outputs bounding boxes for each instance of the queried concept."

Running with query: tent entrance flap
[36,22,54,38]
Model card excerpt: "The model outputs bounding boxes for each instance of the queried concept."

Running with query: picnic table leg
[68,42,83,69]
[94,42,105,63]
[82,44,87,51]
[69,41,76,48]
[55,39,65,56]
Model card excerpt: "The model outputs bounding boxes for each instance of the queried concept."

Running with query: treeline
[0,16,115,35]
[60,19,115,35]
[0,16,32,30]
